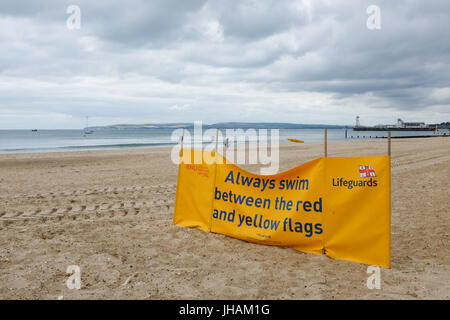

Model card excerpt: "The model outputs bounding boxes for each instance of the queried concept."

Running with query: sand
[0,137,449,299]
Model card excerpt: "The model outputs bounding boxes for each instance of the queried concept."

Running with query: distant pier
[349,134,448,139]
[353,127,434,131]
[353,117,440,131]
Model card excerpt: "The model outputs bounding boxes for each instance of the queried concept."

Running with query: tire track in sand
[0,184,176,226]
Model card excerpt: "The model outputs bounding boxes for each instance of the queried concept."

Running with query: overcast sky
[0,0,449,129]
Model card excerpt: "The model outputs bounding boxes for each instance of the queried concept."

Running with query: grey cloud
[211,0,308,40]
[0,0,449,128]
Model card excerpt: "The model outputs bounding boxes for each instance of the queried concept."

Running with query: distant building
[396,118,427,129]
[353,117,434,131]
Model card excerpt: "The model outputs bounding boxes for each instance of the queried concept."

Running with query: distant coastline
[88,122,347,131]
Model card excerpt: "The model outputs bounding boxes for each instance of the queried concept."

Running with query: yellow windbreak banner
[173,149,390,268]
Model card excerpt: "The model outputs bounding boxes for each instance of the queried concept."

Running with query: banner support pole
[388,131,392,267]
[215,128,219,154]
[179,128,185,161]
[208,128,220,233]
[181,128,184,149]
[387,131,391,156]
[322,128,328,255]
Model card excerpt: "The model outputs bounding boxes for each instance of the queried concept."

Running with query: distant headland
[88,122,347,130]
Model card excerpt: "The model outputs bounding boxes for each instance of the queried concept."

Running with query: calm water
[0,128,446,154]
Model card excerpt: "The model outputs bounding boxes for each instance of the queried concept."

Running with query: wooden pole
[181,128,184,150]
[388,131,392,265]
[209,129,220,232]
[387,131,391,156]
[215,128,219,154]
[179,128,185,159]
[324,128,328,157]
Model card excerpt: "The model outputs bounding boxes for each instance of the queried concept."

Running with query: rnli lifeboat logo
[359,165,376,178]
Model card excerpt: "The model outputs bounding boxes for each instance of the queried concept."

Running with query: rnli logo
[186,164,210,178]
[332,165,378,189]
[359,165,376,178]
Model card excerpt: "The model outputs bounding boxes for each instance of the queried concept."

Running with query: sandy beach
[0,137,449,299]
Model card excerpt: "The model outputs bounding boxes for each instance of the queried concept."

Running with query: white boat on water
[84,117,94,135]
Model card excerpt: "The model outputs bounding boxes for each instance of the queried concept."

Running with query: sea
[0,128,447,154]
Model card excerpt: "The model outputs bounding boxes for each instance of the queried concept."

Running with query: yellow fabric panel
[323,156,391,268]
[173,149,216,232]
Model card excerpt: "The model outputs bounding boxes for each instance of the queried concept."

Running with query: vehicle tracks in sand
[0,183,176,201]
[0,183,177,227]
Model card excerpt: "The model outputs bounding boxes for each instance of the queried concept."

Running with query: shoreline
[1,134,448,157]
